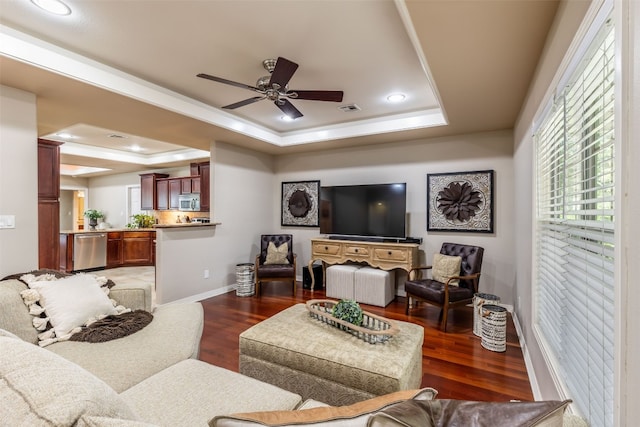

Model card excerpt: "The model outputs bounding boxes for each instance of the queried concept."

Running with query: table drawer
[312,242,342,256]
[373,248,409,262]
[344,245,370,257]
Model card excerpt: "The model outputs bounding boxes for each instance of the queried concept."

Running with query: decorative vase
[89,218,98,230]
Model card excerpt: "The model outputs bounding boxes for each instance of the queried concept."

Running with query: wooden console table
[308,238,420,289]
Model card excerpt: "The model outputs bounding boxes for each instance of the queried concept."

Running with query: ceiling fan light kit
[197,57,344,119]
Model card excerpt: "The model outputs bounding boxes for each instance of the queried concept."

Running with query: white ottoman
[326,264,361,300]
[354,266,395,307]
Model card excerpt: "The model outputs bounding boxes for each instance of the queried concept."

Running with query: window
[534,16,615,427]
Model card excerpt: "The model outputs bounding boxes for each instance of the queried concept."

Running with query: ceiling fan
[197,57,344,119]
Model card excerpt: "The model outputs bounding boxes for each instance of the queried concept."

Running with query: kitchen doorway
[60,187,88,231]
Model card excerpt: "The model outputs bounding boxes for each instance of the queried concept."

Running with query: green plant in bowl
[332,299,363,327]
[127,213,155,229]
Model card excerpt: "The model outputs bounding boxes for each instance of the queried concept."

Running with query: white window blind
[534,18,615,427]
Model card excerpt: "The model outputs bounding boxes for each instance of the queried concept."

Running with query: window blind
[534,18,614,427]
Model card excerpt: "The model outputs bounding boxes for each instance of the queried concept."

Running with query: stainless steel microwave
[178,194,200,211]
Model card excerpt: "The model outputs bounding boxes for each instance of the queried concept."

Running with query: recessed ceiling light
[30,0,71,15]
[386,93,406,103]
[55,132,75,139]
[281,115,295,122]
[128,145,143,152]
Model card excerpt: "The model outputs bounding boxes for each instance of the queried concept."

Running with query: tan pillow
[368,399,572,427]
[264,241,290,265]
[209,388,438,427]
[432,253,462,286]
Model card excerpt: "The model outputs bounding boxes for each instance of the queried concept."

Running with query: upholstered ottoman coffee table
[239,303,423,406]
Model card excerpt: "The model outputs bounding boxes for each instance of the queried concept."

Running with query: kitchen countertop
[61,223,219,234]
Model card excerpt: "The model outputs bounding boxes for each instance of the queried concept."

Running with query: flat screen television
[319,183,406,239]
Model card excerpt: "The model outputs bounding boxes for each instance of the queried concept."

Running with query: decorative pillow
[0,336,139,425]
[19,273,130,347]
[209,388,438,427]
[264,241,290,265]
[432,253,462,286]
[368,399,572,427]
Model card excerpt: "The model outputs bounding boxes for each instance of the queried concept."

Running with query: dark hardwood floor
[198,281,533,402]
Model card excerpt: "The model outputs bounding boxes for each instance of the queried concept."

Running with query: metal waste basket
[235,263,255,297]
[473,293,500,337]
[480,304,507,352]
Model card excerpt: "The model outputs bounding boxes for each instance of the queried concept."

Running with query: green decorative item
[127,214,155,229]
[332,299,363,327]
[84,209,104,230]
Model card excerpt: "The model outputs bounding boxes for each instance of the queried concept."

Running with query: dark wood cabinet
[38,139,62,270]
[156,179,169,210]
[169,178,182,210]
[181,176,201,195]
[107,231,124,268]
[140,173,169,210]
[199,162,210,212]
[123,231,154,265]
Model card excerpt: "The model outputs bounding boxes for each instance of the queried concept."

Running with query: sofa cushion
[47,302,204,393]
[25,274,118,338]
[122,359,302,427]
[0,279,38,344]
[209,388,437,427]
[368,398,572,427]
[0,335,138,426]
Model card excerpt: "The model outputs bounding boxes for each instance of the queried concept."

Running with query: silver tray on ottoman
[305,299,399,344]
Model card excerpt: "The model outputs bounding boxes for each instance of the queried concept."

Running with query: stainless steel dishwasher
[73,233,107,271]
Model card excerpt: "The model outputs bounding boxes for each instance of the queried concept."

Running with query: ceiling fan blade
[289,90,344,102]
[222,96,265,109]
[269,57,299,89]
[276,99,303,119]
[197,73,260,92]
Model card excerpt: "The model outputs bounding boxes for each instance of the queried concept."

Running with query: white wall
[0,85,38,277]
[155,141,275,304]
[274,130,516,304]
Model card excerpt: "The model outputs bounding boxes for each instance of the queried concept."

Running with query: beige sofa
[0,277,303,426]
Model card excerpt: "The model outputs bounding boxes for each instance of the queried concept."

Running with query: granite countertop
[60,228,156,234]
[61,223,219,234]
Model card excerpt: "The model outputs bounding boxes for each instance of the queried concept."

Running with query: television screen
[319,183,406,239]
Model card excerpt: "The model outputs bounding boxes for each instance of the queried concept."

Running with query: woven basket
[305,299,399,344]
[480,304,507,352]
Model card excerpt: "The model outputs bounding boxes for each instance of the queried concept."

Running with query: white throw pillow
[29,274,117,338]
[432,253,462,286]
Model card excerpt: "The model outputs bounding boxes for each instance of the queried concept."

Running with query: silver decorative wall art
[281,180,320,227]
[427,170,494,233]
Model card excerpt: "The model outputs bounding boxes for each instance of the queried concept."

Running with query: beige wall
[0,85,38,277]
[513,1,640,425]
[274,129,516,303]
[155,141,275,304]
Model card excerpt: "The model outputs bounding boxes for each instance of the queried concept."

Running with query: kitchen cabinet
[38,139,62,270]
[181,176,200,194]
[107,231,124,267]
[60,230,155,272]
[199,162,210,212]
[123,231,155,265]
[140,173,169,210]
[156,179,169,210]
[169,178,182,210]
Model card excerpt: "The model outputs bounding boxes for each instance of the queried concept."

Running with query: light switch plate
[0,215,16,229]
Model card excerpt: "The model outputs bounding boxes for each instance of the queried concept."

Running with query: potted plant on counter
[83,209,104,230]
[127,213,155,229]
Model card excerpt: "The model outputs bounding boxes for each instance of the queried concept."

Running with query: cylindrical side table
[235,263,255,297]
[473,293,500,337]
[480,304,507,352]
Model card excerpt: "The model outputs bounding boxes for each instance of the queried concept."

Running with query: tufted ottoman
[239,304,423,406]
